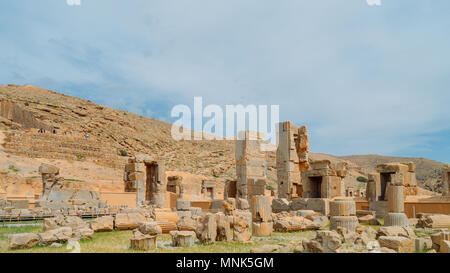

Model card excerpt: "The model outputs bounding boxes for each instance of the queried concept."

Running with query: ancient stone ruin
[124,155,167,208]
[234,131,266,201]
[276,122,309,199]
[443,164,450,196]
[301,160,347,199]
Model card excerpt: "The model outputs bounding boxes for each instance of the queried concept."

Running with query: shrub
[76,154,85,160]
[357,176,369,183]
[120,150,128,157]
[8,165,20,173]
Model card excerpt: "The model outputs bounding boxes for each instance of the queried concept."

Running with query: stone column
[442,164,450,196]
[251,195,273,237]
[235,131,266,200]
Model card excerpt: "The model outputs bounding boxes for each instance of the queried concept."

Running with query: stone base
[252,222,273,237]
[384,212,408,227]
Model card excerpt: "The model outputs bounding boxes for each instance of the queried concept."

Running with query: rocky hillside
[0,84,446,193]
[339,155,446,193]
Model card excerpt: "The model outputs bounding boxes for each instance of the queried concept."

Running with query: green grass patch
[8,165,20,173]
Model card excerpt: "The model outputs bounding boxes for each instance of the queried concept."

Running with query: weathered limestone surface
[216,213,232,242]
[233,215,251,242]
[273,215,320,232]
[89,216,114,232]
[378,236,413,253]
[124,155,166,208]
[276,122,301,199]
[235,131,266,200]
[196,213,217,244]
[442,165,450,196]
[114,212,147,230]
[9,233,40,249]
[418,214,450,229]
[384,212,409,227]
[177,217,197,231]
[272,198,290,213]
[38,227,73,245]
[138,221,162,236]
[130,229,157,250]
[329,199,356,216]
[329,216,358,232]
[170,230,196,247]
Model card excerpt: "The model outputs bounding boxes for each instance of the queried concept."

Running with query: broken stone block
[89,216,114,232]
[296,210,316,218]
[441,240,450,253]
[336,227,359,244]
[378,236,413,253]
[252,222,273,237]
[176,210,192,219]
[418,214,450,229]
[170,230,196,247]
[114,212,147,230]
[222,200,235,216]
[272,198,290,213]
[306,198,330,215]
[430,231,450,252]
[330,216,358,232]
[138,221,162,236]
[130,230,157,251]
[39,163,60,175]
[43,218,58,231]
[196,213,217,244]
[177,217,197,231]
[233,216,251,242]
[9,233,40,249]
[73,227,94,240]
[216,213,232,242]
[236,209,252,228]
[55,215,88,230]
[376,226,416,239]
[39,227,73,245]
[251,195,272,223]
[384,212,409,227]
[289,198,308,211]
[189,207,202,217]
[176,199,191,211]
[273,216,320,232]
[415,237,433,252]
[358,214,376,224]
[303,230,343,253]
[237,198,249,210]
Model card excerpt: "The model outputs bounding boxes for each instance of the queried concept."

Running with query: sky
[0,0,449,162]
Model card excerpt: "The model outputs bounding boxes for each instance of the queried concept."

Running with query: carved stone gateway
[276,122,309,199]
[124,155,166,208]
[301,160,347,199]
[235,131,266,200]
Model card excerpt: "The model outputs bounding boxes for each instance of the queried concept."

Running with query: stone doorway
[380,172,394,201]
[145,163,158,202]
[309,177,322,198]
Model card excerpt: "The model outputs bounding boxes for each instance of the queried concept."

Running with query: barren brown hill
[0,84,446,193]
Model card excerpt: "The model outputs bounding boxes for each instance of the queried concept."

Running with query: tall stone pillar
[235,131,266,200]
